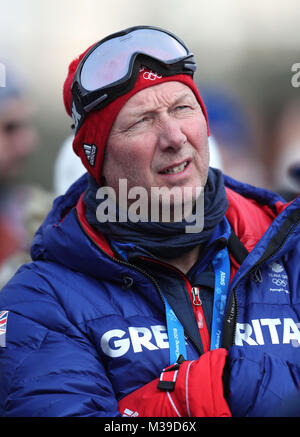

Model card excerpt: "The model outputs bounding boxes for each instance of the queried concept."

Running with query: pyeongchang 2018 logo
[0,63,6,88]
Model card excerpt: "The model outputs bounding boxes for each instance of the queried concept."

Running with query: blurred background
[0,0,300,284]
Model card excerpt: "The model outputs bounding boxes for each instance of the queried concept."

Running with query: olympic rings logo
[140,67,162,81]
[143,71,162,80]
[272,278,287,287]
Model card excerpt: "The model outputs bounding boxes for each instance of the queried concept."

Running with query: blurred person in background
[0,26,300,418]
[0,62,53,286]
[200,88,267,188]
[0,185,54,288]
[0,62,37,265]
[271,97,300,201]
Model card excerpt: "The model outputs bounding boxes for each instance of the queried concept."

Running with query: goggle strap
[184,63,197,72]
[84,94,108,113]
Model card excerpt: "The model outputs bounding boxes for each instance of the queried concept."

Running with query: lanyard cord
[210,246,231,349]
[163,297,187,364]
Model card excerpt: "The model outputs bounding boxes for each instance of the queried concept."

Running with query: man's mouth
[159,160,189,175]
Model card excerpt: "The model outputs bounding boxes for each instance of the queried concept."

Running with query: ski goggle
[71,26,196,130]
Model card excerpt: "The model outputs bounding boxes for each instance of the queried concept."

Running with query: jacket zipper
[191,286,202,306]
[191,286,210,352]
[189,285,210,352]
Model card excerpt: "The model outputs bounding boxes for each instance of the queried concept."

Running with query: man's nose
[156,116,187,151]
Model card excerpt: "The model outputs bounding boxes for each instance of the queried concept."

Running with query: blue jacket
[0,173,300,417]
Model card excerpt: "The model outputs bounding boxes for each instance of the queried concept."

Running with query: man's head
[102,80,209,212]
[63,26,210,213]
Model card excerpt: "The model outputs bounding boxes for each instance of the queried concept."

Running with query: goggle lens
[80,28,189,91]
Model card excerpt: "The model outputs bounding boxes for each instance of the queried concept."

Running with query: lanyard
[163,296,187,364]
[210,246,230,349]
[163,246,230,363]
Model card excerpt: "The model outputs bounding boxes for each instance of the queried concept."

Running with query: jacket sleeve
[118,348,231,417]
[0,271,120,417]
[228,346,300,417]
[0,309,120,417]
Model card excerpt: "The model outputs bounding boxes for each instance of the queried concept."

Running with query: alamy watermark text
[95,180,205,233]
[291,63,300,88]
[0,63,6,87]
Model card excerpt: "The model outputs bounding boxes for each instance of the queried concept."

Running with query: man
[0,26,299,417]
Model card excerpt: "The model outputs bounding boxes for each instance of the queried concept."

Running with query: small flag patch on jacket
[0,310,8,347]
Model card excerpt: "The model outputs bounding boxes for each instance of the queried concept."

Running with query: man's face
[0,98,37,181]
[102,81,209,216]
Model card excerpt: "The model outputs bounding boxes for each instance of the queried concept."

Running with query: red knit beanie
[63,51,209,185]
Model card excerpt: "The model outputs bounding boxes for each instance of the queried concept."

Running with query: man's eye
[134,116,149,126]
[126,117,149,131]
[175,105,189,111]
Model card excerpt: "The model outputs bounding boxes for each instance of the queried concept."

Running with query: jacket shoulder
[224,175,288,252]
